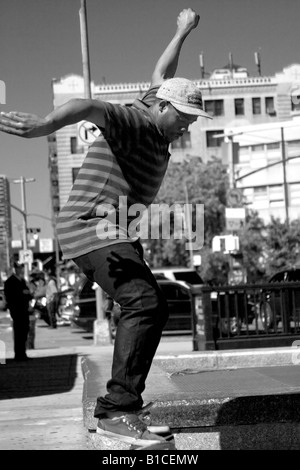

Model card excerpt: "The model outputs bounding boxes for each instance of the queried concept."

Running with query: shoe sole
[130,440,177,451]
[147,425,170,434]
[96,427,167,447]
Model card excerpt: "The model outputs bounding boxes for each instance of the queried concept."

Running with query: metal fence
[192,282,300,350]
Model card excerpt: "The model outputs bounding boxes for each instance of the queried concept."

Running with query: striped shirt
[56,95,170,260]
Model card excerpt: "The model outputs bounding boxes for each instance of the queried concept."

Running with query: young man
[0,9,211,447]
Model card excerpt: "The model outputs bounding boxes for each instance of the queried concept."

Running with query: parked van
[152,267,204,286]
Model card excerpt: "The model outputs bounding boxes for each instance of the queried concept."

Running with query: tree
[263,217,300,276]
[238,210,267,283]
[146,156,228,268]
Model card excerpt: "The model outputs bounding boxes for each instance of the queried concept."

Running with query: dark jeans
[47,300,57,328]
[73,241,169,418]
[12,316,29,359]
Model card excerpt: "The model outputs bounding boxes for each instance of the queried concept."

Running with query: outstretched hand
[176,8,200,36]
[0,111,51,138]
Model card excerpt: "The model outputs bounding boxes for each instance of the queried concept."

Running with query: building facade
[227,117,300,223]
[0,175,12,276]
[48,64,300,224]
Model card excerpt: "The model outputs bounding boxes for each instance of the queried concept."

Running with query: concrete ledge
[154,346,296,372]
[81,347,300,450]
[87,423,300,450]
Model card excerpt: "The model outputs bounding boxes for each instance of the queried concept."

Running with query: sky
[0,0,300,239]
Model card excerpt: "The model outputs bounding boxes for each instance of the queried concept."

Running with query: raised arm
[150,8,200,87]
[0,98,106,138]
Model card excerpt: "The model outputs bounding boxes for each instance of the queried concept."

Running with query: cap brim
[171,101,213,119]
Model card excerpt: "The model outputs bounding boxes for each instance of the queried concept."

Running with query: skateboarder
[0,8,211,448]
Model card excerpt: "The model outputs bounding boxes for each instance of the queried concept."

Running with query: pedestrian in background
[4,262,33,361]
[26,276,39,349]
[44,271,58,329]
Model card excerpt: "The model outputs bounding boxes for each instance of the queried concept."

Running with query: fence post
[192,286,216,351]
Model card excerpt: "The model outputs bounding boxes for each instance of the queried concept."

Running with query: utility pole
[227,135,236,189]
[78,0,107,341]
[79,0,92,99]
[281,127,289,228]
[12,177,35,280]
[184,183,194,268]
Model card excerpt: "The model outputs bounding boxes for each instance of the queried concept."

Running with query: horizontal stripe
[57,101,169,259]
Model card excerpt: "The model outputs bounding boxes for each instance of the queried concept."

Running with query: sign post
[225,207,246,231]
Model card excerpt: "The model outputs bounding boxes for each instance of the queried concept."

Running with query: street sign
[19,249,33,265]
[39,238,53,253]
[212,235,239,253]
[227,188,243,207]
[225,207,246,231]
[78,120,100,144]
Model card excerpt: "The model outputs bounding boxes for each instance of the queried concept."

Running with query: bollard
[93,285,111,346]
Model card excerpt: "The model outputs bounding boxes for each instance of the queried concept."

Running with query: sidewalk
[0,318,300,450]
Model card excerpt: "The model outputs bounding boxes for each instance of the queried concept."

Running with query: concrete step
[81,347,300,450]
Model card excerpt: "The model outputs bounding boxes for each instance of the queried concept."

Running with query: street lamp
[11,177,35,279]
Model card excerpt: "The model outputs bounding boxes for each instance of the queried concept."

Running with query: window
[290,183,300,205]
[265,97,276,115]
[269,185,284,207]
[204,100,224,116]
[70,137,77,154]
[206,130,223,148]
[158,283,190,301]
[291,89,300,111]
[288,139,300,149]
[266,142,280,150]
[252,97,261,115]
[72,167,80,182]
[171,131,192,150]
[234,98,244,116]
[251,144,264,152]
[253,186,267,199]
[70,137,84,154]
[238,146,250,163]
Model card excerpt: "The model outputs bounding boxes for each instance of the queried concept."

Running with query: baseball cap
[156,77,212,119]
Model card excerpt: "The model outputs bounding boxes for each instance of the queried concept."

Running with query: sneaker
[97,413,170,446]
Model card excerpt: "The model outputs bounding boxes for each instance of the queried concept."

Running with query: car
[0,286,7,311]
[68,275,197,336]
[209,288,256,336]
[54,288,75,325]
[152,268,256,336]
[259,267,300,331]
